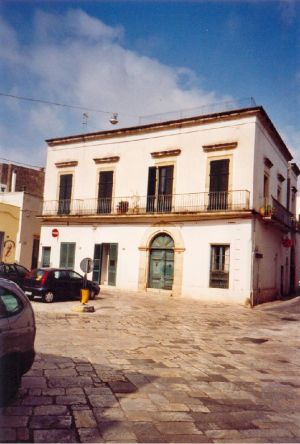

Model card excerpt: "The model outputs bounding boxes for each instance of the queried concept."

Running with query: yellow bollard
[81,288,89,304]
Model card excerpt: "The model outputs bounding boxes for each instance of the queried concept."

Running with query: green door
[92,244,103,283]
[108,243,118,286]
[148,234,174,290]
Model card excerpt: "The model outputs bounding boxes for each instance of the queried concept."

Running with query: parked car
[22,268,100,303]
[0,262,29,288]
[0,278,36,405]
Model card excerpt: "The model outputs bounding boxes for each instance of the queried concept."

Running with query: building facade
[39,106,299,305]
[0,163,45,269]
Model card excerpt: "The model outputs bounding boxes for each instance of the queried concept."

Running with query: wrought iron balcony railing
[41,190,250,217]
[260,196,295,230]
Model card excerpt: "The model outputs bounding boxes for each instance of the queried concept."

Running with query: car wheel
[89,290,96,300]
[43,291,55,303]
[0,356,21,406]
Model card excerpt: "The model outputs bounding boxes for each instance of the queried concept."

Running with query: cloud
[0,9,229,165]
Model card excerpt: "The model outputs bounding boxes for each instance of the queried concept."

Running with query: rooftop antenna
[110,113,119,125]
[82,112,88,130]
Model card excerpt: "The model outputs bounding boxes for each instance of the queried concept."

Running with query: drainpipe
[250,216,256,308]
[11,169,17,192]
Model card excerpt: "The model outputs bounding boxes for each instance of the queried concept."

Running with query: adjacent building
[39,105,299,305]
[0,163,45,269]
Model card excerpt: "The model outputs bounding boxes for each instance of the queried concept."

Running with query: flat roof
[46,106,293,162]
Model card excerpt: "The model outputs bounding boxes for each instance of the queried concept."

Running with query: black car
[22,268,100,303]
[0,262,29,287]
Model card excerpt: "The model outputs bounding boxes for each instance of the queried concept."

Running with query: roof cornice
[46,106,293,162]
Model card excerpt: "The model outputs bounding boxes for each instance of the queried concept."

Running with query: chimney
[11,169,17,192]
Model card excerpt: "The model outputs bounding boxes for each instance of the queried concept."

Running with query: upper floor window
[58,174,72,215]
[147,165,174,213]
[263,173,269,202]
[208,159,230,210]
[277,185,282,203]
[97,171,114,214]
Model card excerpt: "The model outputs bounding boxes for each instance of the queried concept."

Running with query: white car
[0,278,36,405]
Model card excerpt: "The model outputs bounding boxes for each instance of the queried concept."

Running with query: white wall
[181,219,252,301]
[44,115,258,203]
[40,219,252,303]
[253,120,290,211]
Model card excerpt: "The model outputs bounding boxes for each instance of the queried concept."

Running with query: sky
[0,0,299,167]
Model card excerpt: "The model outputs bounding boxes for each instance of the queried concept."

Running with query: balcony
[260,196,295,231]
[41,190,250,221]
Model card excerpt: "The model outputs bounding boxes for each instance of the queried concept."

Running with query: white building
[39,106,299,305]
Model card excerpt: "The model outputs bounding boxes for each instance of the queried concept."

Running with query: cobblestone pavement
[1,291,300,443]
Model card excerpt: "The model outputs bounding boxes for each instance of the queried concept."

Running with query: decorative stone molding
[264,157,273,169]
[151,149,181,158]
[138,226,185,297]
[55,161,78,168]
[93,156,120,164]
[202,142,237,152]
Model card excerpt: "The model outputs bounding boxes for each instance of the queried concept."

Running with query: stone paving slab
[1,290,300,443]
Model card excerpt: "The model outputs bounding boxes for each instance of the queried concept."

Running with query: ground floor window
[210,244,230,288]
[59,243,76,269]
[42,246,51,268]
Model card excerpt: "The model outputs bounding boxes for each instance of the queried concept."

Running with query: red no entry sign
[52,228,59,238]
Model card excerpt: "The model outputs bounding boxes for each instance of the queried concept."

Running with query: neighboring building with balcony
[39,105,299,305]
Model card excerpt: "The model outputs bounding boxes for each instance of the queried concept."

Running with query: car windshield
[29,269,47,281]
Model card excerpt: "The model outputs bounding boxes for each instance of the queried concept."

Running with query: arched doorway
[148,233,174,290]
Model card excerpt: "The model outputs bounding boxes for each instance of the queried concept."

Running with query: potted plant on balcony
[132,193,140,214]
[117,201,129,213]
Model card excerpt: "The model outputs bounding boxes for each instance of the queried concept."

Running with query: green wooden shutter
[92,244,103,283]
[108,243,118,286]
[58,174,72,214]
[146,167,157,212]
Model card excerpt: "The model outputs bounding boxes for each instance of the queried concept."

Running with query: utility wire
[0,91,137,116]
[0,157,43,169]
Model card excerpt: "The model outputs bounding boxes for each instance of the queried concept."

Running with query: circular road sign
[52,228,59,238]
[80,257,94,273]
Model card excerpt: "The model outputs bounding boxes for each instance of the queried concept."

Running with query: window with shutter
[97,171,113,213]
[210,245,230,288]
[58,174,72,214]
[146,165,174,213]
[59,243,76,269]
[208,159,229,210]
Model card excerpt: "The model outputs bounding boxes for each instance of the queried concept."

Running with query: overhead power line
[0,157,43,169]
[0,91,129,116]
